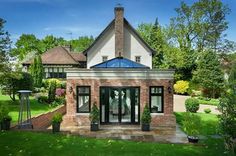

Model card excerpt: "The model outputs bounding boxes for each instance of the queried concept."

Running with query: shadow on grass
[0,131,227,156]
[174,112,219,135]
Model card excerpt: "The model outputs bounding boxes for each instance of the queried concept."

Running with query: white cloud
[43,26,101,34]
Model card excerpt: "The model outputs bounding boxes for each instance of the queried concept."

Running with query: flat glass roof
[91,57,150,69]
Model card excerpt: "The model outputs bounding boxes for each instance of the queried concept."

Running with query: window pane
[102,56,108,62]
[151,87,162,94]
[78,95,89,112]
[151,96,162,113]
[78,87,89,94]
[135,56,141,63]
[59,68,63,72]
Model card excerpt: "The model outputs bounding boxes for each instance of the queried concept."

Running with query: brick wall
[12,105,66,129]
[64,79,176,128]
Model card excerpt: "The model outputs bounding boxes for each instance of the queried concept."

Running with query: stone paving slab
[56,124,188,144]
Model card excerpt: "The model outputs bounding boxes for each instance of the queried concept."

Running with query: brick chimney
[114,5,124,57]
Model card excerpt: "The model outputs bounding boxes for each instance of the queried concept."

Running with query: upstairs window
[102,56,108,62]
[135,56,141,63]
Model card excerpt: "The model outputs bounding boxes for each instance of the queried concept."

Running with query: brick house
[64,7,176,128]
[22,46,86,78]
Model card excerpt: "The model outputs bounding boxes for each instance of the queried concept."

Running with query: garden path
[174,95,220,114]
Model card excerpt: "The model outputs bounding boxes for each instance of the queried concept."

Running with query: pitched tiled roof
[70,52,86,62]
[23,46,86,65]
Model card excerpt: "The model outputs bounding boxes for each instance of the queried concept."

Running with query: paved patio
[51,124,188,144]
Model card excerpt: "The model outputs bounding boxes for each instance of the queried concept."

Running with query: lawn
[197,98,220,106]
[0,131,228,156]
[175,112,219,135]
[0,94,55,124]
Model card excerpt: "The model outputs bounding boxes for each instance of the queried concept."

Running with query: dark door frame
[100,86,140,125]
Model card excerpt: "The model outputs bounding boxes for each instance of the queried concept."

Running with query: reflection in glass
[151,96,162,112]
[121,89,131,122]
[109,89,119,122]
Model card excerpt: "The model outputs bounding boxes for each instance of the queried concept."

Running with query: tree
[2,72,33,101]
[0,18,11,85]
[137,19,167,68]
[70,36,94,52]
[164,0,231,80]
[170,0,230,52]
[10,34,41,61]
[40,35,67,52]
[192,50,224,98]
[218,62,236,154]
[30,55,43,87]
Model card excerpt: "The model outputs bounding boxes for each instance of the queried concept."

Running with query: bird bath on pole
[17,90,33,129]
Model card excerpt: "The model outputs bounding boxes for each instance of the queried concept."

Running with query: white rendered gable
[123,25,152,68]
[87,25,115,68]
[86,22,153,69]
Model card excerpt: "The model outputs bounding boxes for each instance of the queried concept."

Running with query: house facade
[64,7,176,128]
[22,46,86,78]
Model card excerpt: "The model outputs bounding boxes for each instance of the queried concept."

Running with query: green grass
[175,112,219,135]
[0,131,228,156]
[0,94,54,124]
[198,98,220,106]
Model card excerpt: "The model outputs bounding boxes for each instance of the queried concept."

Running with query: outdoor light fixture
[69,86,73,94]
[168,80,172,94]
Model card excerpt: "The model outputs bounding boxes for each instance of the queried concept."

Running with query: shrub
[204,108,211,114]
[40,87,47,93]
[52,113,63,123]
[48,80,57,103]
[55,97,66,105]
[185,98,200,113]
[141,104,151,124]
[61,81,66,89]
[38,96,48,103]
[44,79,62,89]
[189,90,202,97]
[0,104,9,122]
[182,112,201,137]
[174,80,189,94]
[49,101,60,108]
[89,102,99,123]
[33,87,41,93]
[56,88,65,97]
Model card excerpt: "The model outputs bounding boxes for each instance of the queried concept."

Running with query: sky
[0,0,236,43]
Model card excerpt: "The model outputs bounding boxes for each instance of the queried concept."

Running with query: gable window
[149,86,164,113]
[77,86,91,113]
[135,56,141,63]
[102,56,108,62]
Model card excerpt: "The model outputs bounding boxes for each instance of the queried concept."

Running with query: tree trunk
[212,89,215,99]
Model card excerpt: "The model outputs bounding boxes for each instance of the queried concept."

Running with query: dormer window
[135,56,141,63]
[102,56,108,62]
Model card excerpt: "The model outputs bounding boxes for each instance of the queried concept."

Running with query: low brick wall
[12,105,66,129]
[32,105,66,129]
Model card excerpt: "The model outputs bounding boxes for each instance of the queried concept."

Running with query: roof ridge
[61,46,79,64]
